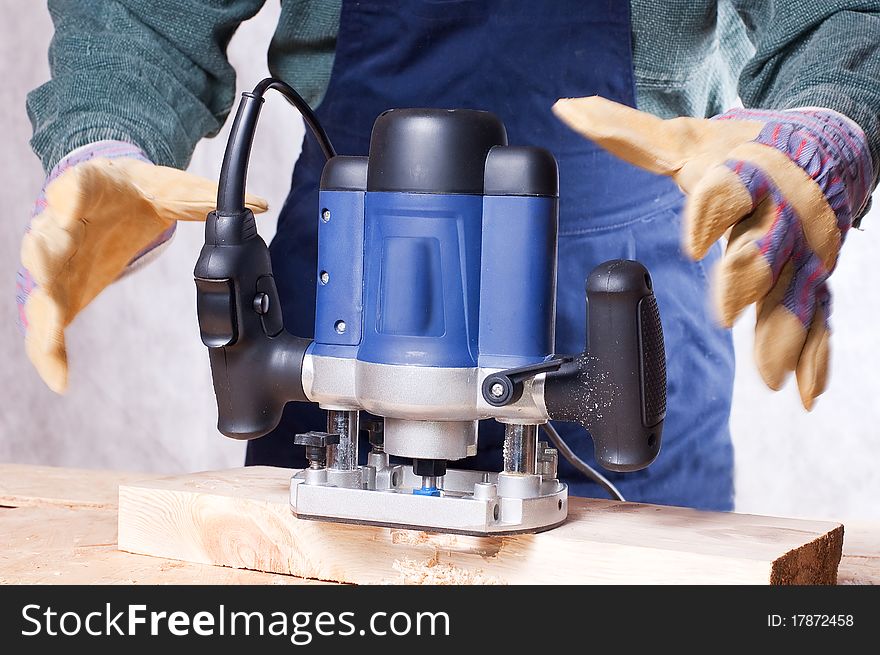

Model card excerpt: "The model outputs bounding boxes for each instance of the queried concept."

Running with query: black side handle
[194,209,311,440]
[195,81,331,441]
[544,260,667,472]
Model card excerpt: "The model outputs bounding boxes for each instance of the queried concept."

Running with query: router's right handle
[545,260,667,473]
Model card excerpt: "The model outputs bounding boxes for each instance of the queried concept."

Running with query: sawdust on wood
[391,557,504,585]
[390,529,504,556]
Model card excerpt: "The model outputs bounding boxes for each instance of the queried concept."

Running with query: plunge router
[194,79,667,535]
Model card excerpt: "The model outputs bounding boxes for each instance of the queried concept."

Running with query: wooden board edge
[769,524,844,585]
[0,496,110,510]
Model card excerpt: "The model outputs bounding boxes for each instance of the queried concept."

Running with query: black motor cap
[367,108,507,194]
[320,155,368,191]
[484,145,559,197]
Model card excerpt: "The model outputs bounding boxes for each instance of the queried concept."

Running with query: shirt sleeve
[731,0,880,188]
[27,0,267,172]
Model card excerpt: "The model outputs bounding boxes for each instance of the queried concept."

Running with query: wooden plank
[118,466,844,585]
[0,464,322,584]
[839,521,880,585]
[0,503,322,585]
[0,463,160,510]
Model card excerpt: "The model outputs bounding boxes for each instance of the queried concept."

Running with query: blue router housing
[310,109,559,372]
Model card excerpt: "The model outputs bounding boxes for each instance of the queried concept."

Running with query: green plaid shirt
[28,0,880,188]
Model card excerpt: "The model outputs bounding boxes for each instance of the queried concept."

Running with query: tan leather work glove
[553,97,874,409]
[18,141,267,393]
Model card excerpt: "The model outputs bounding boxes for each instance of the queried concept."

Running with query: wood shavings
[391,557,504,585]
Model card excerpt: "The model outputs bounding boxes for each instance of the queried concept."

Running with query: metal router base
[289,466,568,536]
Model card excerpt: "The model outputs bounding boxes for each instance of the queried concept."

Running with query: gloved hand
[553,98,873,409]
[17,141,268,393]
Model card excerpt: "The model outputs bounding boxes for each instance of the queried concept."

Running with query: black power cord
[541,422,625,502]
[250,78,336,161]
[217,77,336,215]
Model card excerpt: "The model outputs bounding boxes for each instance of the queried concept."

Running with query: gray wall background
[1,2,878,521]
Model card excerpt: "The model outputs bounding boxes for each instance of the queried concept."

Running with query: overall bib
[247,0,736,510]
